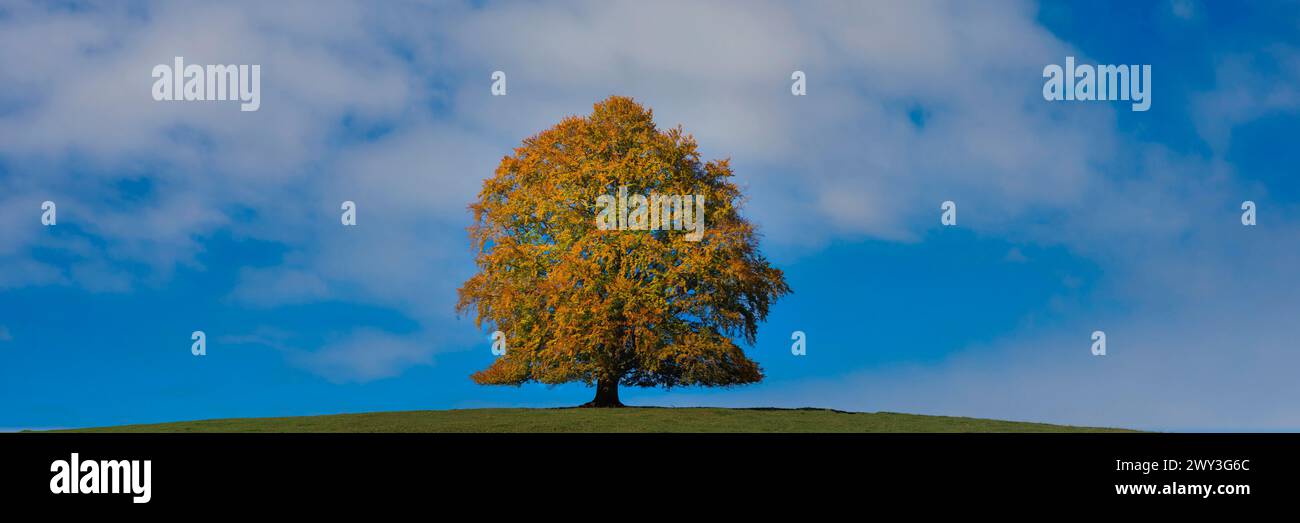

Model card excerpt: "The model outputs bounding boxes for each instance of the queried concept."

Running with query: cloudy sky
[1,0,1297,431]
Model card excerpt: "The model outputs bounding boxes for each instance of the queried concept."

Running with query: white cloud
[219,326,442,384]
[1194,46,1300,154]
[228,267,330,307]
[0,0,1110,288]
[286,329,437,384]
[1170,0,1198,20]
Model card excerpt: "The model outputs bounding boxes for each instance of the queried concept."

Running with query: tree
[457,96,790,407]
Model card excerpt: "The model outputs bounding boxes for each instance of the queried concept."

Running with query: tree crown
[457,96,790,390]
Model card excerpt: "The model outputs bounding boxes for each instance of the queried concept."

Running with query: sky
[1,0,1298,431]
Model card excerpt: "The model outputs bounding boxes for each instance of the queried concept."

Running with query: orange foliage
[457,96,790,396]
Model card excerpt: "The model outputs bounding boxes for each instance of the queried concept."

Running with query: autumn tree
[457,96,790,407]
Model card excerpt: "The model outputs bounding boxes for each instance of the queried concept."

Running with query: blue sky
[1,0,1298,431]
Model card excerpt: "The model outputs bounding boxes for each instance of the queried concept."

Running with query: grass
[44,407,1135,433]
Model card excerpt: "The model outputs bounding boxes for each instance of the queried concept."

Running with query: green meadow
[47,407,1135,433]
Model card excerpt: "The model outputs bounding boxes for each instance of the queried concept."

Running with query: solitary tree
[457,96,790,407]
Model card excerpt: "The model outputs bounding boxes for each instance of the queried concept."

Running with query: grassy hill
[47,407,1134,433]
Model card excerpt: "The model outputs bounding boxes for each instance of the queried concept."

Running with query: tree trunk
[580,377,624,408]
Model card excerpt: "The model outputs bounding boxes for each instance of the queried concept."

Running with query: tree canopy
[457,96,790,406]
